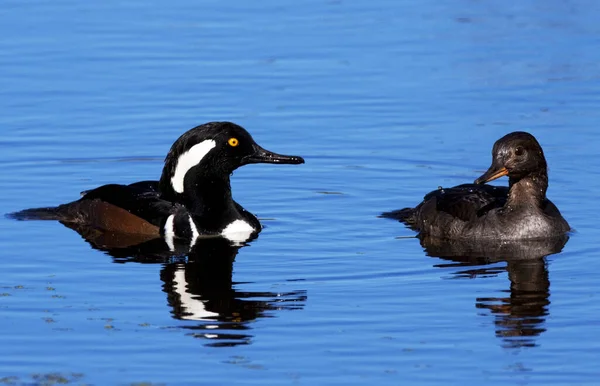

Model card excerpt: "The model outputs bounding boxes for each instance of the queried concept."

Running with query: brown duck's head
[475,131,548,185]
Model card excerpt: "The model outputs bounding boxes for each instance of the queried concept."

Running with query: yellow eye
[228,137,239,147]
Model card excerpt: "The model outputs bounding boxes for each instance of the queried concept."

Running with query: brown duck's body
[387,183,569,240]
[383,132,570,240]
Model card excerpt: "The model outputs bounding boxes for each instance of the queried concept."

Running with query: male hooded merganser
[10,122,304,245]
[382,132,570,239]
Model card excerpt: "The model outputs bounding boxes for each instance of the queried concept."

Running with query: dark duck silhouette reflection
[159,239,307,347]
[420,234,568,348]
[383,132,570,240]
[66,226,307,347]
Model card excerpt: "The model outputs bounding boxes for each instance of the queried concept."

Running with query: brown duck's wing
[424,183,508,222]
[380,183,508,230]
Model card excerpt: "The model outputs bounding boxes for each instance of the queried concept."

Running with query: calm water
[1,0,600,384]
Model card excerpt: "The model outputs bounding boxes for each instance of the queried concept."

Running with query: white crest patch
[221,219,256,243]
[171,139,216,193]
[188,215,200,248]
[173,265,220,320]
[164,214,176,252]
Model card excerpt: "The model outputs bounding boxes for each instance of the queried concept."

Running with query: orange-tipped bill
[474,167,508,184]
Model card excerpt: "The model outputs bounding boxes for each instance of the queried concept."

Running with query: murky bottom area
[2,0,600,384]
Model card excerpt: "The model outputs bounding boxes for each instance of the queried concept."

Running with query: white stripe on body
[164,214,176,252]
[188,215,200,248]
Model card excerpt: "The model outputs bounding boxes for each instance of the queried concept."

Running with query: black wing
[381,183,509,228]
[425,183,508,222]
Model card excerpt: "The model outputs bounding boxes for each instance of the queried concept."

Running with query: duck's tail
[7,206,63,221]
[379,207,417,226]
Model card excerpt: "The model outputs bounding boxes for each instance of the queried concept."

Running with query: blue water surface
[1,0,600,384]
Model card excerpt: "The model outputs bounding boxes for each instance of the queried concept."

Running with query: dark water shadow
[64,224,307,347]
[420,235,569,349]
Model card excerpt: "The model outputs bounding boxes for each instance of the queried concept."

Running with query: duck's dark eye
[228,137,239,147]
[515,146,524,156]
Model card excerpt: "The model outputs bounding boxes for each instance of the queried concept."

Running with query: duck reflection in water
[419,235,568,349]
[64,224,307,347]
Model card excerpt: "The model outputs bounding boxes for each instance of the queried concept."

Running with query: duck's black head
[475,131,547,185]
[159,122,304,200]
